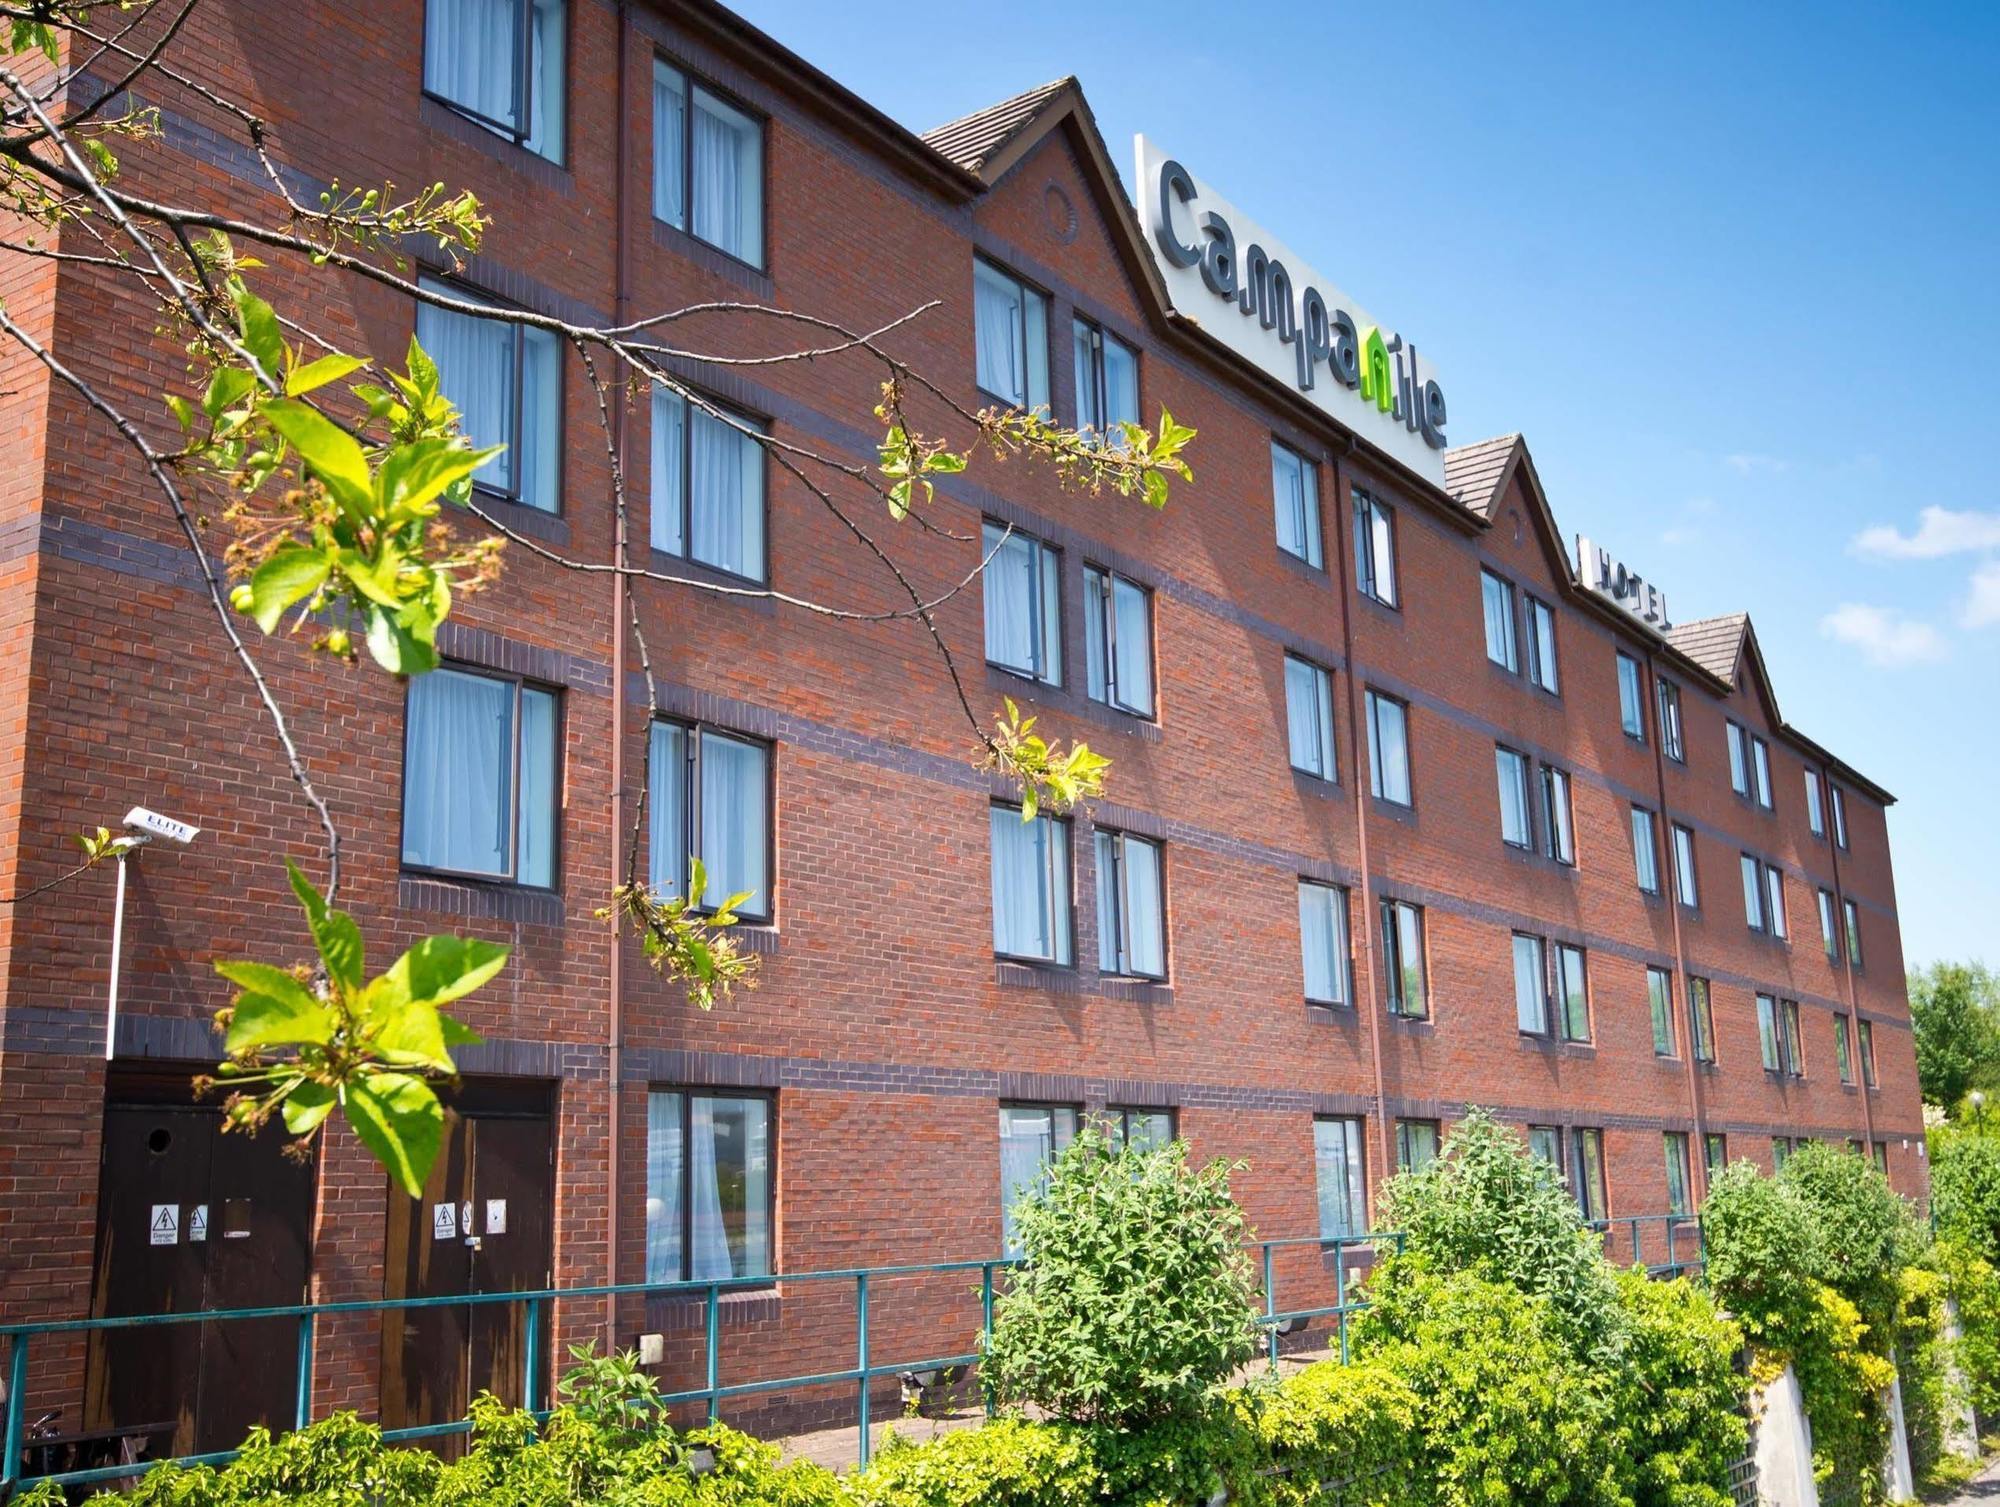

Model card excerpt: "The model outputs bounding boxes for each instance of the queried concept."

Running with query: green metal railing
[1584,1212,1707,1277]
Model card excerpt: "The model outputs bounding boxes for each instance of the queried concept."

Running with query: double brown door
[86,1079,316,1458]
[380,1081,554,1443]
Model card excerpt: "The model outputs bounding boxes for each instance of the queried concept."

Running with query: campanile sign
[1134,135,1449,486]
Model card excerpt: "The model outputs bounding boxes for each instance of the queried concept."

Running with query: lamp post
[1971,1089,1987,1135]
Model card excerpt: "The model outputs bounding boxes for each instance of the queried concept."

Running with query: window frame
[1481,569,1520,673]
[1365,688,1413,807]
[1672,823,1700,910]
[1705,1133,1729,1179]
[651,57,768,270]
[1072,315,1140,441]
[1352,489,1398,607]
[1271,439,1324,569]
[1687,975,1716,1063]
[1395,1118,1441,1172]
[1496,745,1533,850]
[1299,878,1353,1009]
[399,661,562,890]
[1835,1014,1854,1084]
[1104,1105,1175,1151]
[1554,942,1591,1043]
[1631,805,1662,895]
[1741,853,1768,933]
[1380,897,1428,1019]
[1805,769,1826,837]
[1648,966,1677,1057]
[1664,1132,1693,1217]
[1858,1018,1876,1086]
[999,1101,1079,1255]
[1512,932,1550,1036]
[1818,887,1841,961]
[417,275,564,516]
[646,717,775,923]
[1832,785,1850,849]
[1524,595,1560,695]
[1570,1127,1608,1222]
[1541,764,1576,866]
[1844,898,1864,967]
[422,0,567,161]
[649,385,771,583]
[1616,651,1647,741]
[981,520,1064,688]
[973,257,1051,412]
[1093,826,1167,982]
[990,802,1074,967]
[1757,993,1783,1073]
[1083,563,1156,719]
[643,1086,775,1284]
[1284,654,1339,782]
[1313,1115,1369,1240]
[1657,679,1685,763]
[1781,998,1804,1079]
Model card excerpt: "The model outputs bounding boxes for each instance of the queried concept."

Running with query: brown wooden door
[86,1084,315,1458]
[381,1083,553,1445]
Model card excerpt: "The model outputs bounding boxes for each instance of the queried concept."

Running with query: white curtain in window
[647,721,687,895]
[991,808,1066,962]
[1496,750,1528,844]
[1072,321,1101,436]
[1371,696,1410,803]
[1513,934,1547,1033]
[983,525,1038,675]
[974,263,1026,404]
[516,686,556,886]
[650,387,686,555]
[1632,809,1658,891]
[1313,1119,1363,1239]
[689,406,764,580]
[688,1096,769,1280]
[1111,576,1152,714]
[518,324,559,512]
[687,1096,733,1279]
[692,88,762,265]
[1363,499,1396,602]
[1083,570,1108,701]
[652,62,686,226]
[424,0,519,130]
[1482,574,1515,669]
[1094,830,1119,973]
[999,1106,1072,1255]
[524,0,564,160]
[1271,444,1318,564]
[643,1091,685,1282]
[1285,658,1330,776]
[403,668,512,876]
[1546,769,1573,861]
[700,732,767,914]
[1299,882,1345,1004]
[418,290,515,494]
[1741,857,1764,927]
[1103,335,1139,430]
[1123,837,1163,977]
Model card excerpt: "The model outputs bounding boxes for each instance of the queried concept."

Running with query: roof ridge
[919,77,1078,172]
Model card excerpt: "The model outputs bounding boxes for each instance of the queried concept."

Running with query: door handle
[464,1236,483,1251]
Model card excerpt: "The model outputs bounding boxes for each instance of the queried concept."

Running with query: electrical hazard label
[432,1202,457,1240]
[188,1204,208,1242]
[150,1204,179,1245]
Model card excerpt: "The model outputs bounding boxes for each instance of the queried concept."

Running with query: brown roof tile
[1442,433,1520,519]
[920,78,1075,175]
[1665,613,1748,683]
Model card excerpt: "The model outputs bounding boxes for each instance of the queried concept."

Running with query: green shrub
[1776,1140,1917,1337]
[1374,1107,1627,1368]
[1931,1129,2000,1263]
[1247,1360,1422,1507]
[1699,1159,1821,1325]
[1937,1235,2000,1422]
[1607,1268,1747,1507]
[980,1129,1259,1425]
[850,1419,1099,1507]
[1892,1256,1970,1492]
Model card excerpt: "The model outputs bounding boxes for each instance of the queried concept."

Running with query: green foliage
[1892,1257,1967,1493]
[1373,1107,1627,1368]
[980,1129,1258,1426]
[983,699,1110,822]
[1699,1159,1823,1320]
[208,858,502,1196]
[1607,1269,1749,1507]
[853,1420,1099,1507]
[1937,1236,2000,1422]
[1247,1360,1422,1507]
[1932,1123,2000,1263]
[1911,961,2000,1110]
[599,857,758,1011]
[1777,1140,1918,1337]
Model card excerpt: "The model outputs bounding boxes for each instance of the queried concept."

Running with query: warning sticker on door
[485,1199,507,1235]
[150,1204,179,1245]
[432,1202,457,1240]
[188,1204,208,1243]
[460,1201,473,1240]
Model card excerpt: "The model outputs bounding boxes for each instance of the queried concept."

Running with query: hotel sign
[1134,135,1448,485]
[1576,536,1671,633]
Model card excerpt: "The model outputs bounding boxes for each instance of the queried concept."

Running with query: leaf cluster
[597,861,759,1011]
[983,698,1109,822]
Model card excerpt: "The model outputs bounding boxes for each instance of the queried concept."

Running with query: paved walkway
[1945,1458,2000,1504]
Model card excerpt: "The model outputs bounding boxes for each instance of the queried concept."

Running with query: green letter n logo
[1359,326,1394,413]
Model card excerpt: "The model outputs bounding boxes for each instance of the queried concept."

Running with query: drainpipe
[1327,440,1393,1205]
[1823,769,1877,1155]
[1645,647,1710,1199]
[605,0,633,1346]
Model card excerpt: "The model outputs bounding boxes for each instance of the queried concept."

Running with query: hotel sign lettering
[1135,135,1449,485]
[1576,536,1671,632]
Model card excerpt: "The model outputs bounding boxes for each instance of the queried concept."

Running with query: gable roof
[1666,613,1748,683]
[922,78,1077,176]
[1443,434,1521,520]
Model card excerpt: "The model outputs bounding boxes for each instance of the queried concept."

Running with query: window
[402,665,557,886]
[1072,319,1138,442]
[1741,855,1767,933]
[1819,889,1840,961]
[1570,1128,1608,1221]
[1094,829,1165,980]
[1657,679,1685,762]
[1107,1107,1174,1152]
[1632,807,1662,894]
[652,61,763,265]
[1542,766,1575,865]
[1727,722,1750,799]
[1757,995,1782,1072]
[1664,1133,1692,1218]
[999,1104,1076,1254]
[1555,944,1590,1042]
[647,721,771,918]
[1844,899,1864,966]
[1617,652,1646,739]
[1353,490,1397,606]
[1284,656,1338,780]
[650,389,766,580]
[1314,1117,1368,1239]
[1687,976,1716,1063]
[1766,866,1788,940]
[1773,1137,1794,1172]
[1836,1015,1854,1084]
[1271,441,1322,568]
[1873,1141,1888,1175]
[1649,967,1677,1057]
[1482,571,1519,672]
[1496,747,1532,849]
[425,0,565,161]
[991,805,1073,964]
[1299,880,1352,1007]
[1513,933,1549,1035]
[1672,825,1699,908]
[1831,785,1850,849]
[1380,899,1427,1019]
[417,278,560,513]
[1753,737,1773,809]
[1858,1019,1876,1086]
[982,522,1062,686]
[1084,566,1155,716]
[1396,1119,1440,1172]
[1781,999,1804,1079]
[644,1090,771,1282]
[1528,1125,1564,1173]
[1525,597,1559,694]
[1365,690,1412,805]
[973,260,1050,410]
[1806,769,1826,836]
[1705,1133,1728,1178]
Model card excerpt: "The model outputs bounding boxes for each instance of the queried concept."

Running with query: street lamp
[1971,1090,1987,1133]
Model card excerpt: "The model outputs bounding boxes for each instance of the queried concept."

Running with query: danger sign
[150,1204,179,1245]
[432,1202,457,1240]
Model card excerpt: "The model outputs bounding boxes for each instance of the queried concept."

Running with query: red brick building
[0,0,1921,1456]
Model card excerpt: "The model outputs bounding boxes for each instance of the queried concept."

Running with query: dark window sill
[646,1286,780,1332]
[650,217,774,295]
[1371,796,1417,825]
[646,547,775,604]
[419,94,574,192]
[1357,590,1401,617]
[400,873,566,927]
[1306,1001,1357,1025]
[1387,1012,1434,1036]
[1099,977,1173,1006]
[995,959,1085,994]
[1291,769,1341,798]
[472,486,570,545]
[1277,546,1328,580]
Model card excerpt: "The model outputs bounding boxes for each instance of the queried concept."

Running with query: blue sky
[734,0,1999,969]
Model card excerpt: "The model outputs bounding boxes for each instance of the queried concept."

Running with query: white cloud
[1963,560,2000,630]
[1851,506,2000,561]
[1818,603,1948,668]
[1723,453,1789,476]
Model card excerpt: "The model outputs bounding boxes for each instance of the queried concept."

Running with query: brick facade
[0,0,1921,1441]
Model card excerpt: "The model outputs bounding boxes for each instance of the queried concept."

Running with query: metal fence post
[293,1312,315,1432]
[522,1298,542,1415]
[1263,1244,1278,1367]
[980,1264,996,1420]
[1335,1242,1348,1366]
[705,1284,721,1425]
[1665,1218,1677,1273]
[855,1273,871,1469]
[2,1334,26,1491]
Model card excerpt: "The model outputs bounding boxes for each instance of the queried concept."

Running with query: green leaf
[247,543,331,633]
[372,998,453,1072]
[386,935,511,1010]
[360,603,437,674]
[218,965,331,1054]
[440,1012,484,1047]
[284,857,363,994]
[282,1081,337,1136]
[203,366,255,418]
[165,394,196,432]
[285,353,367,397]
[261,398,372,513]
[376,438,502,521]
[233,285,284,379]
[345,1072,444,1199]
